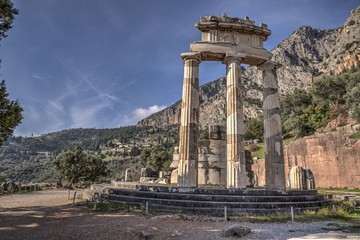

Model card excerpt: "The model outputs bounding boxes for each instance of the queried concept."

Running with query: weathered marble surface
[259,62,286,190]
[178,52,201,188]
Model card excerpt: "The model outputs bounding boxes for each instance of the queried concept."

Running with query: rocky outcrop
[138,7,360,128]
[246,6,360,94]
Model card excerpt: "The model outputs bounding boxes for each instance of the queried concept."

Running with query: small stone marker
[222,224,251,238]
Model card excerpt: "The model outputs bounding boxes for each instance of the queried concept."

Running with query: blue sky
[1,0,358,136]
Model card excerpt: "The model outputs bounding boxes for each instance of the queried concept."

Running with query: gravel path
[0,190,359,240]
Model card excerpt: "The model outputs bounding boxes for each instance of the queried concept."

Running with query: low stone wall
[252,125,360,189]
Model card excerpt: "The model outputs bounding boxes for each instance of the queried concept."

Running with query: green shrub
[349,131,360,140]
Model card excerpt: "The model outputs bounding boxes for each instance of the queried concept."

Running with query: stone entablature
[197,15,270,42]
[191,14,272,64]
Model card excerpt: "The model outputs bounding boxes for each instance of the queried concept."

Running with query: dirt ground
[0,190,359,240]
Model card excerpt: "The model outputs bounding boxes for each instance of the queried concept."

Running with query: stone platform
[87,183,328,216]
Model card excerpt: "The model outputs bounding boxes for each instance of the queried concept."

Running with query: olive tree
[53,147,108,188]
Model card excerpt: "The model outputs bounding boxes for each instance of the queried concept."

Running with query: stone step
[91,185,327,215]
[108,188,324,203]
[106,199,323,215]
[105,194,327,209]
[134,185,319,196]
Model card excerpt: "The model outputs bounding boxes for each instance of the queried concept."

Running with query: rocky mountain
[138,7,360,128]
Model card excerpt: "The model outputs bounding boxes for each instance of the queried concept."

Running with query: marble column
[258,61,286,190]
[178,52,201,188]
[223,54,246,188]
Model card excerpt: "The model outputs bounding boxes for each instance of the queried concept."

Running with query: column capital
[222,53,245,64]
[258,61,282,71]
[181,52,202,63]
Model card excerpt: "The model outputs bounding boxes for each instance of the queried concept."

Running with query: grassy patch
[318,187,360,196]
[251,143,264,159]
[349,131,360,140]
[230,200,360,225]
[299,208,360,223]
[248,137,296,160]
[85,200,360,226]
[2,189,42,195]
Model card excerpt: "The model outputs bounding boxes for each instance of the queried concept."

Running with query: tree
[244,115,264,141]
[0,80,23,146]
[311,74,346,106]
[53,147,108,188]
[0,1,21,146]
[346,83,360,123]
[0,0,18,40]
[140,146,172,171]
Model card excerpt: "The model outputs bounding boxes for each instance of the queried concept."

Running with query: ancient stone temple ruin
[86,14,326,215]
[176,14,285,189]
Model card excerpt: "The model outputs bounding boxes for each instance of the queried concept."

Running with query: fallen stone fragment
[222,224,251,238]
[171,230,181,237]
[140,230,153,240]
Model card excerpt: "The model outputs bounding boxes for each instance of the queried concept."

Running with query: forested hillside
[0,125,179,183]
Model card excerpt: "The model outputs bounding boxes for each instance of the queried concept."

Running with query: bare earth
[0,190,359,240]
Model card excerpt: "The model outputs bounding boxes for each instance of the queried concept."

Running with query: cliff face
[138,7,360,128]
[246,6,360,94]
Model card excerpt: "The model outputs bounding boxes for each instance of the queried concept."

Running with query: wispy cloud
[69,101,111,128]
[131,105,166,122]
[32,74,46,80]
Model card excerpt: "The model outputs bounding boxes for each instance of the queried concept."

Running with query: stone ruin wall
[170,138,227,186]
[253,124,360,189]
[198,139,227,186]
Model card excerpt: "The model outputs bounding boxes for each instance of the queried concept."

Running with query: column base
[178,159,198,188]
[226,161,247,189]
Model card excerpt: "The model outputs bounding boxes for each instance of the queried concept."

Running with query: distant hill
[0,125,179,183]
[138,6,360,128]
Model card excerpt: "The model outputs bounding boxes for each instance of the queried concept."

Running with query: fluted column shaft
[259,61,286,190]
[178,52,201,188]
[223,54,246,188]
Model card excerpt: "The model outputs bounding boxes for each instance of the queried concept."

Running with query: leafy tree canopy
[244,115,264,141]
[0,0,18,40]
[280,66,360,138]
[0,1,21,146]
[53,147,108,188]
[310,74,346,106]
[140,145,172,171]
[0,80,23,146]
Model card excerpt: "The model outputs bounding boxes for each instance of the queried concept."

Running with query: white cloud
[131,105,166,122]
[32,74,45,80]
